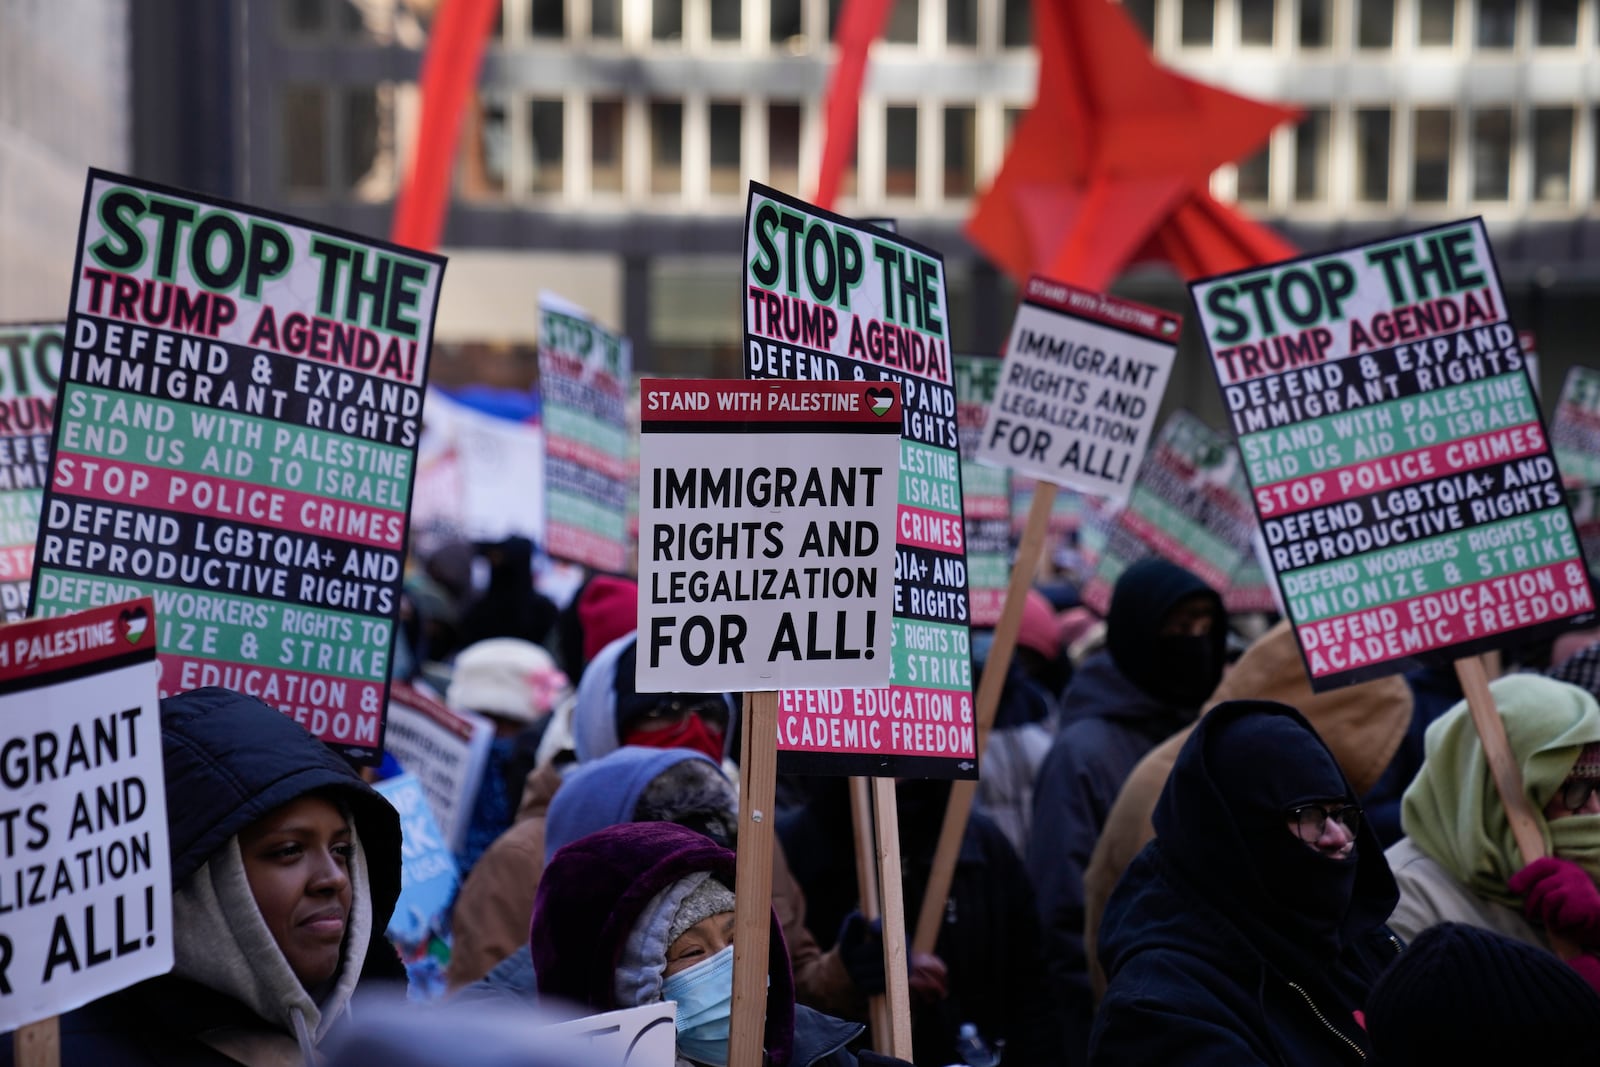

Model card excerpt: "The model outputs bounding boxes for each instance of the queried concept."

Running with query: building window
[1182,0,1215,45]
[343,87,390,201]
[1240,0,1275,44]
[1299,0,1330,46]
[531,0,565,37]
[886,106,919,198]
[1357,0,1393,46]
[463,93,509,198]
[1536,0,1579,44]
[282,0,327,36]
[886,0,918,43]
[1477,0,1515,47]
[1412,108,1452,202]
[711,0,741,40]
[768,103,802,193]
[653,0,682,41]
[771,0,802,46]
[947,0,978,45]
[592,0,621,36]
[1294,108,1330,201]
[1237,146,1270,203]
[1004,0,1032,45]
[530,98,564,194]
[709,102,741,195]
[650,99,683,194]
[829,0,843,39]
[1122,0,1156,40]
[1004,107,1025,142]
[943,106,976,198]
[1419,0,1455,43]
[591,98,625,193]
[1532,107,1573,203]
[1471,108,1511,201]
[1354,108,1391,202]
[282,86,328,194]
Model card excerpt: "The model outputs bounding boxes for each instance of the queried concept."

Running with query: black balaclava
[1206,709,1359,959]
[1106,558,1226,708]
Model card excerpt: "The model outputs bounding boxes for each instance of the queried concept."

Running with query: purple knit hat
[530,822,797,1066]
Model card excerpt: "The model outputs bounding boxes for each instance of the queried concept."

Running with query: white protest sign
[381,683,493,854]
[636,379,900,693]
[0,597,166,1031]
[980,277,1178,502]
[542,1002,677,1067]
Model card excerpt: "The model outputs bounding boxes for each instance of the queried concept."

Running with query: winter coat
[1385,837,1545,948]
[974,661,1057,856]
[1081,621,1412,1000]
[780,778,1066,1067]
[1091,702,1403,1067]
[31,687,402,1067]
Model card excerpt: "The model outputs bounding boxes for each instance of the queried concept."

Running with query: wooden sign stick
[914,483,1058,954]
[13,1018,59,1067]
[870,777,915,1061]
[1454,654,1579,960]
[849,777,894,1049]
[731,691,780,1066]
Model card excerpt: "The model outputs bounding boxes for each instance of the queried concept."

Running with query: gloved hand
[838,912,887,994]
[1509,856,1600,947]
[837,911,950,1003]
[1569,952,1600,998]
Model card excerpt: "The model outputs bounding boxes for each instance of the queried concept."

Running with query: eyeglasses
[1287,803,1362,843]
[631,696,729,732]
[1557,778,1600,814]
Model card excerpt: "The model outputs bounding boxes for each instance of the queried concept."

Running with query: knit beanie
[1016,590,1062,659]
[447,638,570,723]
[1366,922,1600,1066]
[668,876,737,945]
[578,576,639,664]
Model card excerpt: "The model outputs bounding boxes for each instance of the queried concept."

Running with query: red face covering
[621,712,725,763]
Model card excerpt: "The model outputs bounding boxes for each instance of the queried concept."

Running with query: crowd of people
[9,532,1600,1065]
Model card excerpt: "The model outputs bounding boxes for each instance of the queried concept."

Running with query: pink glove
[1569,953,1600,998]
[1509,856,1600,947]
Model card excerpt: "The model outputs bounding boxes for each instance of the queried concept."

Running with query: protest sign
[635,378,899,701]
[743,184,976,778]
[29,170,444,762]
[979,277,1177,502]
[1193,218,1593,689]
[954,356,1011,627]
[0,323,64,621]
[1551,367,1600,579]
[373,772,458,999]
[543,1002,677,1067]
[0,598,166,1032]
[381,682,493,854]
[539,294,632,574]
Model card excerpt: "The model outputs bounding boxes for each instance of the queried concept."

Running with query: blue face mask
[661,943,734,1066]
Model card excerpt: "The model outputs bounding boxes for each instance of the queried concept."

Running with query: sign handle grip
[14,1018,58,1067]
[731,691,780,1066]
[914,483,1059,954]
[870,777,915,1061]
[850,777,894,1049]
[1454,655,1579,961]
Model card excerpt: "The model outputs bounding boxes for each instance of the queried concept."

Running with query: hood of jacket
[1105,557,1226,706]
[1101,701,1398,1002]
[542,746,735,862]
[160,686,401,934]
[531,822,798,1066]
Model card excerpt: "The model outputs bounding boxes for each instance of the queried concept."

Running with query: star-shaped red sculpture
[966,0,1300,288]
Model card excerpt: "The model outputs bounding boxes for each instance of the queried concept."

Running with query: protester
[1027,557,1227,1061]
[23,687,402,1066]
[457,535,559,648]
[530,822,904,1066]
[551,573,639,685]
[446,637,571,874]
[571,634,732,765]
[1387,673,1600,992]
[780,776,1063,1066]
[973,625,1059,855]
[1363,921,1600,1066]
[1091,700,1402,1065]
[1081,620,1412,999]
